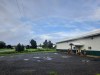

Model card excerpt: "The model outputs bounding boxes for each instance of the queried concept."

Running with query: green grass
[0,48,57,56]
[27,48,56,52]
[0,49,14,52]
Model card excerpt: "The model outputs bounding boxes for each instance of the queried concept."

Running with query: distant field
[0,48,57,56]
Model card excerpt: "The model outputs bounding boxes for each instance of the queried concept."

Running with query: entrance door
[75,46,83,54]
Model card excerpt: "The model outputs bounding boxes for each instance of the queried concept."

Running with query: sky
[0,0,100,45]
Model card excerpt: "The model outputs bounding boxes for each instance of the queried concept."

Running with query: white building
[56,30,100,56]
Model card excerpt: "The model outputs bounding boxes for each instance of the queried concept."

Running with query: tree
[0,41,6,49]
[42,40,53,49]
[21,45,24,51]
[43,40,48,48]
[26,45,30,49]
[48,41,53,48]
[6,45,13,49]
[15,43,24,52]
[30,39,37,49]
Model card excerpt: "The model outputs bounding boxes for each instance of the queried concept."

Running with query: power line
[21,0,25,17]
[15,0,22,17]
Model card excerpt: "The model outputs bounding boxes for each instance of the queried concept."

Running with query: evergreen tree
[15,43,24,52]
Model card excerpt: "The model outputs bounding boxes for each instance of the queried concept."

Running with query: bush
[15,43,24,52]
[26,45,30,49]
[6,45,13,49]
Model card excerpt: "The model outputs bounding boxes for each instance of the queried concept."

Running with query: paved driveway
[0,52,100,75]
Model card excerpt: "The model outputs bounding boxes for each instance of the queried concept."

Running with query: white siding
[56,42,70,49]
[56,35,100,51]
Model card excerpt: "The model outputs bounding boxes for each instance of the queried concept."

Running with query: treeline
[0,41,13,49]
[42,40,53,49]
[0,39,55,52]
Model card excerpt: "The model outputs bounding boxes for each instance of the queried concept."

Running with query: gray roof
[56,29,100,43]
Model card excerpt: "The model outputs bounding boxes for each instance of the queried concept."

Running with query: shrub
[26,45,30,49]
[6,45,13,49]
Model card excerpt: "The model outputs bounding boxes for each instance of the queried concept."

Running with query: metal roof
[56,29,100,43]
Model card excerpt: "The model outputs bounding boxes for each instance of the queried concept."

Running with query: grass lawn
[0,49,14,52]
[0,48,57,56]
[27,48,56,52]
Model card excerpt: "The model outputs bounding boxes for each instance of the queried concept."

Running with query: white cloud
[40,35,53,40]
[37,29,87,44]
[0,24,34,44]
[0,0,100,45]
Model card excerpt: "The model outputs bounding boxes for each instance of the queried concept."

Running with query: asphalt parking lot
[0,52,100,75]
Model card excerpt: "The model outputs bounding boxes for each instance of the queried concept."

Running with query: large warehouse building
[56,30,100,56]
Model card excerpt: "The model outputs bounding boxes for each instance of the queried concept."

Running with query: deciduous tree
[30,39,37,49]
[0,41,6,49]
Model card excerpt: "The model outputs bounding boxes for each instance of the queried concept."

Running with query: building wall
[56,42,69,50]
[72,35,100,51]
[56,35,100,51]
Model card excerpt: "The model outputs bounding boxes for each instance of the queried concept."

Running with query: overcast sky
[0,0,100,45]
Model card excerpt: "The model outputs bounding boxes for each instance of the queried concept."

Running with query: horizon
[0,0,100,45]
